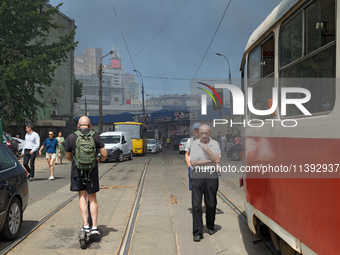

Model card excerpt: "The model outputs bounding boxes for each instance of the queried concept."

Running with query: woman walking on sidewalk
[56,131,65,164]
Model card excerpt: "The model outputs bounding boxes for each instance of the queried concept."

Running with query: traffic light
[213,88,223,111]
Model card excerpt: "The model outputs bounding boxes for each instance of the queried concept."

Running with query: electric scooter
[79,201,92,249]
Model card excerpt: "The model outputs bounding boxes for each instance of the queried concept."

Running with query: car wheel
[16,149,22,158]
[128,151,133,160]
[118,152,124,162]
[0,197,22,240]
[231,151,239,161]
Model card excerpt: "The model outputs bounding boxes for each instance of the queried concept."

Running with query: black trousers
[23,149,37,178]
[192,177,219,236]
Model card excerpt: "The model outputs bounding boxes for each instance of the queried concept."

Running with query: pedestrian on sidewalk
[185,122,201,191]
[55,131,65,164]
[39,130,59,180]
[190,124,221,242]
[226,130,233,151]
[65,116,107,235]
[21,124,40,182]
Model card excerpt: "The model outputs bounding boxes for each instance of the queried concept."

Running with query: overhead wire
[183,0,232,96]
[124,0,213,68]
[126,0,193,65]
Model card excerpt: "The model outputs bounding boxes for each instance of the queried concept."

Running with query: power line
[183,0,232,96]
[124,0,213,68]
[109,0,139,83]
[125,0,193,66]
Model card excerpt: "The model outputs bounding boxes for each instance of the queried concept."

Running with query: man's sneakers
[208,228,216,235]
[193,234,203,242]
[81,225,91,234]
[28,175,33,182]
[91,228,100,235]
[48,176,54,180]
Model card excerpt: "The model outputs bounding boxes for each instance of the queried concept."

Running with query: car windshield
[148,140,156,144]
[101,135,121,144]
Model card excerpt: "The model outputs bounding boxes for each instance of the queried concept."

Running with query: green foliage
[0,0,78,128]
[74,76,83,103]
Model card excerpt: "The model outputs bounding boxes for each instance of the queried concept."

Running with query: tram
[240,0,339,254]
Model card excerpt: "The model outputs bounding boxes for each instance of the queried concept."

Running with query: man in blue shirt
[39,130,59,180]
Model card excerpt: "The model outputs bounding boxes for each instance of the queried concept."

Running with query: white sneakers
[48,176,54,180]
[91,228,100,235]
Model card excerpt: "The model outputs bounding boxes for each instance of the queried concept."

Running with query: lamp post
[98,50,113,133]
[216,53,233,131]
[133,69,146,125]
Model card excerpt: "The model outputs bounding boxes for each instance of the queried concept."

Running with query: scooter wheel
[80,239,87,249]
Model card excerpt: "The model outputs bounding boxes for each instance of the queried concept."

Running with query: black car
[227,144,242,161]
[0,144,29,240]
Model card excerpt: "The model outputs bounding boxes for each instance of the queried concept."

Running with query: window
[280,12,303,67]
[0,148,15,171]
[114,97,119,101]
[279,0,335,117]
[247,35,275,120]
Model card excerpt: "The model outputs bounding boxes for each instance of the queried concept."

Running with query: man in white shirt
[21,124,40,182]
[190,124,221,242]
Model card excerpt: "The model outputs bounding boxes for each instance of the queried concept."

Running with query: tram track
[117,157,152,255]
[0,163,118,255]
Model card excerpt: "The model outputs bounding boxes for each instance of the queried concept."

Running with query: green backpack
[74,129,97,186]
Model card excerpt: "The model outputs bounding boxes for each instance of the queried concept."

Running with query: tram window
[248,47,260,79]
[281,44,335,78]
[262,37,274,77]
[280,77,335,117]
[248,76,275,120]
[280,12,303,67]
[306,0,335,54]
[248,35,275,81]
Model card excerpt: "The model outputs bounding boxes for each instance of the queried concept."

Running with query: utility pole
[98,51,113,133]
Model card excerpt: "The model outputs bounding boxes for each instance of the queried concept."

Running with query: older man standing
[21,124,40,182]
[190,124,221,242]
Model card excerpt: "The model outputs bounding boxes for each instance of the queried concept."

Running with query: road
[0,150,271,255]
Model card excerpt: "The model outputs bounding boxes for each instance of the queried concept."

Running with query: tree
[0,0,77,128]
[74,76,83,103]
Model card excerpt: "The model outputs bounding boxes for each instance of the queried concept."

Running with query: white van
[100,131,133,162]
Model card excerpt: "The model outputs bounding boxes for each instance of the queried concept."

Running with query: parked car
[100,132,133,162]
[2,132,19,156]
[156,139,162,152]
[227,144,242,161]
[0,143,29,240]
[179,138,189,155]
[11,137,25,157]
[147,139,158,153]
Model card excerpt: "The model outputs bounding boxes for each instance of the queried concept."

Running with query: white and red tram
[240,0,339,254]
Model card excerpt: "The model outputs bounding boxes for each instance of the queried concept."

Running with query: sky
[48,0,282,98]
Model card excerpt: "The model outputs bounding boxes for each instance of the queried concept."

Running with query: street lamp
[133,69,146,125]
[216,53,231,84]
[216,53,233,131]
[98,50,113,133]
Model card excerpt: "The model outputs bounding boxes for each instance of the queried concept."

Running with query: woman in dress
[55,131,65,164]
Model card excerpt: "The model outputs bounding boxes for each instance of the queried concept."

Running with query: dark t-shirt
[226,134,232,142]
[65,129,105,178]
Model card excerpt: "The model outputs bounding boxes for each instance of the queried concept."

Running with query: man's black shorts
[70,176,99,194]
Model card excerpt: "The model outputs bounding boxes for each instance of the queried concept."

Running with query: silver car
[179,138,189,155]
[147,139,159,154]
